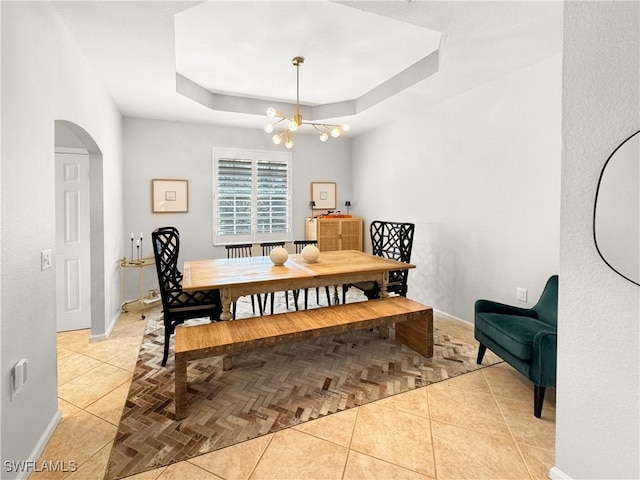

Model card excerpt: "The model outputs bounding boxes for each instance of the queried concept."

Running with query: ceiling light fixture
[265,57,349,149]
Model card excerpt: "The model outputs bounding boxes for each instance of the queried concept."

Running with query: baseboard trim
[55,147,87,155]
[16,410,62,480]
[90,309,119,342]
[550,466,573,480]
[434,308,472,326]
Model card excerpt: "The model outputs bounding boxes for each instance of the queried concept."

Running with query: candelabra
[129,232,144,264]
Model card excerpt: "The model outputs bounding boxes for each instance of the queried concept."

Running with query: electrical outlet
[516,287,528,302]
[41,249,52,271]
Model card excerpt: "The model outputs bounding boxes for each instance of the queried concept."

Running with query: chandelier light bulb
[264,57,353,149]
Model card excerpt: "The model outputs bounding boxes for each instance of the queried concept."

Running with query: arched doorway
[54,120,105,337]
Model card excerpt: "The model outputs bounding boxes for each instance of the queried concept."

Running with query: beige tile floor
[36,304,556,480]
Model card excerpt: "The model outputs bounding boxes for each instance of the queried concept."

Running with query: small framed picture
[311,182,336,210]
[152,179,189,213]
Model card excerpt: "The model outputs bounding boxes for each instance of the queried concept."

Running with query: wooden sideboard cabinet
[305,217,363,252]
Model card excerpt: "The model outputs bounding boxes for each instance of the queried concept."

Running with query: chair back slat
[260,241,285,256]
[370,221,415,263]
[370,221,415,295]
[293,240,317,253]
[225,244,253,258]
[152,227,182,310]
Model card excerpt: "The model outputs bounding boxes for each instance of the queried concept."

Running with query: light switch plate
[11,358,28,400]
[41,249,52,271]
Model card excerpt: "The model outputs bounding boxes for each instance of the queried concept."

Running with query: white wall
[122,117,351,297]
[351,55,561,322]
[555,3,640,479]
[0,3,123,475]
[0,0,3,468]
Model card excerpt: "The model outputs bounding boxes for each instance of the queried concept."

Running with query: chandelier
[265,57,349,149]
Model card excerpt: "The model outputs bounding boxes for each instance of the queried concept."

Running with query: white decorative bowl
[301,245,320,263]
[269,246,289,265]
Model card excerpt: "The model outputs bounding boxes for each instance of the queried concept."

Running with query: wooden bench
[174,296,433,419]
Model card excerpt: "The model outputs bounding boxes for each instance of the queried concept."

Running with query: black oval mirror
[593,130,639,285]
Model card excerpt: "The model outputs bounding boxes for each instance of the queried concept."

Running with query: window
[213,148,292,245]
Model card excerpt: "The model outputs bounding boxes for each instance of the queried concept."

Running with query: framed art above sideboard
[311,181,336,210]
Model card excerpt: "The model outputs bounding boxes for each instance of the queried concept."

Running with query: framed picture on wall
[311,182,336,210]
[152,179,189,213]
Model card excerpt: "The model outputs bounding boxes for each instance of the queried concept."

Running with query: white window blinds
[256,159,289,234]
[213,148,292,245]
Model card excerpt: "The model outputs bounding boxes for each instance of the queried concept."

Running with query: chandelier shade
[265,57,349,149]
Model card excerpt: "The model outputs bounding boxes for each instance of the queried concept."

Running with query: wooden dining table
[182,249,415,321]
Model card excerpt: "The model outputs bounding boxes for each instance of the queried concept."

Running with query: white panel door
[55,151,91,331]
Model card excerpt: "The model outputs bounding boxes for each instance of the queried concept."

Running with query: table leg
[175,355,188,420]
[138,265,145,320]
[223,356,232,371]
[379,271,389,298]
[121,264,127,313]
[220,288,233,321]
[395,310,434,357]
[378,272,390,339]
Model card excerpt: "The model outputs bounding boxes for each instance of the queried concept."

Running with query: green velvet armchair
[475,275,558,418]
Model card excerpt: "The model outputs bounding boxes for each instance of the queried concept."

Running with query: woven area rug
[105,291,498,479]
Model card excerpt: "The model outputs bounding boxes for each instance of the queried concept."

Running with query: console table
[120,257,160,319]
[305,216,363,251]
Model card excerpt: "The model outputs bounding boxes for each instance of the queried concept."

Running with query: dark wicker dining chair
[152,227,222,366]
[293,240,332,309]
[225,244,262,319]
[342,221,415,303]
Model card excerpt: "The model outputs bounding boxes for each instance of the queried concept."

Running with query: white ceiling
[175,2,441,105]
[51,1,563,135]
